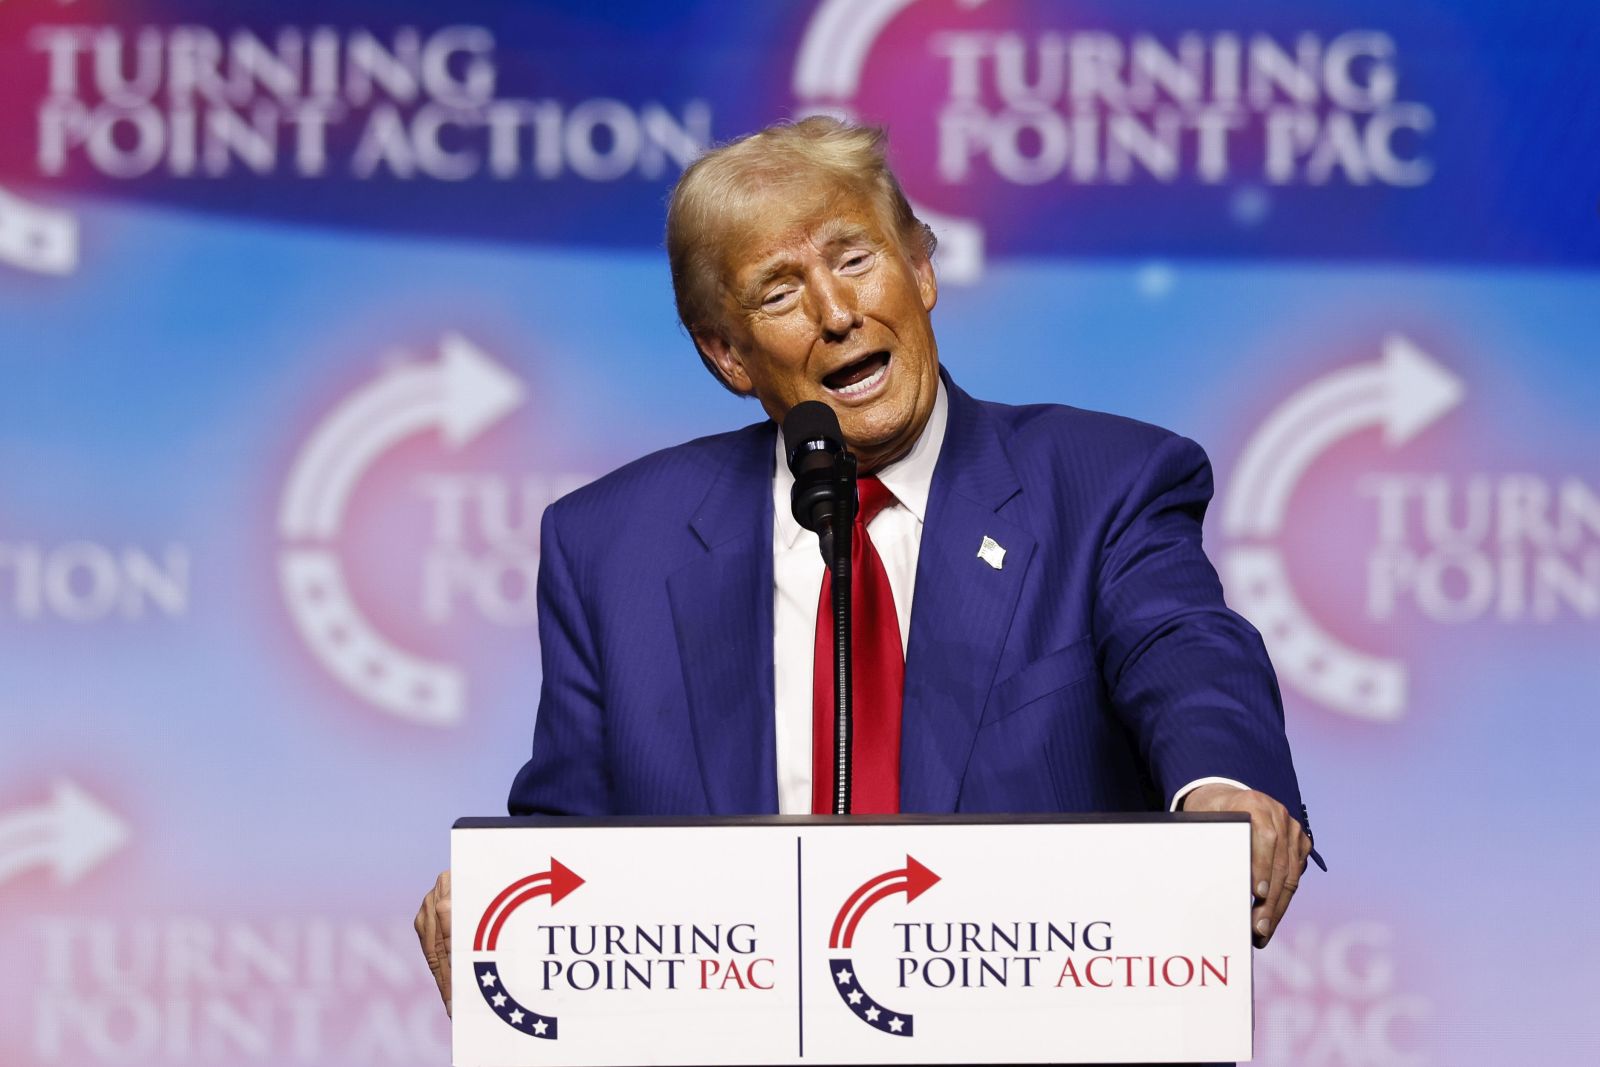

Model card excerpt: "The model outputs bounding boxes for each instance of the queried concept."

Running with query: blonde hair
[665,116,937,388]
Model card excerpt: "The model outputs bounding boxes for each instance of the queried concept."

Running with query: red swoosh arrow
[473,858,585,951]
[830,855,939,949]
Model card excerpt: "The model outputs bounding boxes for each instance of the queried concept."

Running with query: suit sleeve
[507,504,612,815]
[1092,433,1308,823]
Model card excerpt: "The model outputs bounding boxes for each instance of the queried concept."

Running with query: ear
[913,251,938,312]
[694,330,754,395]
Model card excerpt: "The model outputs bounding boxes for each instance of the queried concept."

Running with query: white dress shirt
[772,382,949,814]
[769,381,1244,814]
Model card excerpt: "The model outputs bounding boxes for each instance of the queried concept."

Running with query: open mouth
[822,351,890,399]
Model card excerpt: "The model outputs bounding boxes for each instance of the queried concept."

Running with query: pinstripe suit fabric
[509,372,1307,824]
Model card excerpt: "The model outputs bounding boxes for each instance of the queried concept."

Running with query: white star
[889,1017,904,1033]
[509,1009,525,1025]
[865,1006,881,1022]
[847,989,863,1005]
[492,992,507,1008]
[532,1018,549,1035]
[480,972,498,988]
[835,968,853,984]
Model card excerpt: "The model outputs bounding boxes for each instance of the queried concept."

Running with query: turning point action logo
[825,853,1231,1044]
[276,333,525,727]
[827,855,941,1036]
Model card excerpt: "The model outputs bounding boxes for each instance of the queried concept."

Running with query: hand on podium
[1181,785,1311,947]
[414,870,453,1015]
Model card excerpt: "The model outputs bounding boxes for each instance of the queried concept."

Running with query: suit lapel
[667,423,780,815]
[901,378,1036,813]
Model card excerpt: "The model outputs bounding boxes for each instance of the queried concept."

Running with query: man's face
[695,182,940,473]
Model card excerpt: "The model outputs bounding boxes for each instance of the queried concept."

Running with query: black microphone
[783,400,859,815]
[782,401,854,563]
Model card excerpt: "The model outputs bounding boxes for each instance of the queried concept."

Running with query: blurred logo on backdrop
[0,540,188,623]
[9,3,1591,269]
[26,915,448,1062]
[5,18,713,257]
[0,185,77,273]
[24,23,709,184]
[0,497,189,625]
[275,333,589,728]
[793,0,1437,281]
[0,780,127,891]
[1255,918,1429,1063]
[1220,336,1600,721]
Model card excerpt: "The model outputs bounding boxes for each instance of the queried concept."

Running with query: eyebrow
[739,222,879,301]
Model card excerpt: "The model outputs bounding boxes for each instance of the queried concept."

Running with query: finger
[418,890,443,987]
[436,873,453,1016]
[418,874,451,1016]
[1247,806,1276,933]
[1275,827,1312,918]
[1259,812,1297,944]
[438,870,452,938]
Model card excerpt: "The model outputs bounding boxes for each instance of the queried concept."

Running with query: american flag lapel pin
[978,535,1006,570]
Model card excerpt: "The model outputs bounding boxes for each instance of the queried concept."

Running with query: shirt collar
[772,378,949,549]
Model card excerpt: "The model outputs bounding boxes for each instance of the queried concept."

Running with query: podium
[452,814,1252,1065]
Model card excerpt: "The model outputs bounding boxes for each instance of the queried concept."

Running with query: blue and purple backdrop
[2,1,1597,1063]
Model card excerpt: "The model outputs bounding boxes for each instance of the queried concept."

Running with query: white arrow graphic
[1224,335,1463,539]
[277,334,525,726]
[280,332,524,540]
[1220,335,1463,722]
[0,780,128,887]
[794,0,926,99]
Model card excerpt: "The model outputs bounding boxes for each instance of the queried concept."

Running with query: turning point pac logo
[793,0,1438,283]
[472,859,586,1040]
[468,858,778,1041]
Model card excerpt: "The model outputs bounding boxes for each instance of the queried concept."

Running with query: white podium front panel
[452,815,1251,1066]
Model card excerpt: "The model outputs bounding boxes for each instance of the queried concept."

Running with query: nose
[812,271,862,340]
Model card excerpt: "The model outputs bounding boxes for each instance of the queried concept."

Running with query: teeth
[831,359,888,398]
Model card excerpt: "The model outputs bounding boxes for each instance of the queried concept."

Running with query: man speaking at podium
[417,117,1316,1020]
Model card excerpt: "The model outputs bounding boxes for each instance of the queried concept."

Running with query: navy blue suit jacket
[509,374,1307,824]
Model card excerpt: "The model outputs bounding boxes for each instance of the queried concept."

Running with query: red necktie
[812,476,903,814]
